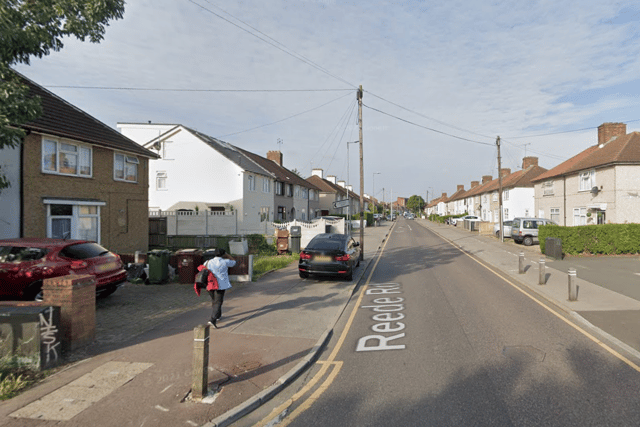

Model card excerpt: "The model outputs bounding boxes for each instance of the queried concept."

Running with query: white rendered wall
[503,187,535,220]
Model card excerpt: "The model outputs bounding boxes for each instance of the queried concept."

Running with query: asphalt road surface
[242,218,640,426]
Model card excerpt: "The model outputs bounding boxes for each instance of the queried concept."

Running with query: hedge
[538,224,640,255]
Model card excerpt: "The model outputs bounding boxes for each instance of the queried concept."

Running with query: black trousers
[208,289,226,321]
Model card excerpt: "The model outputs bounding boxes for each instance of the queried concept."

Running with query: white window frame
[503,189,509,201]
[550,207,560,224]
[114,153,139,183]
[156,171,167,190]
[42,138,92,178]
[492,192,498,202]
[262,177,271,193]
[579,169,596,192]
[302,188,309,199]
[543,180,554,196]
[503,207,509,220]
[573,207,587,226]
[44,199,105,243]
[276,181,284,196]
[294,186,300,198]
[248,175,256,192]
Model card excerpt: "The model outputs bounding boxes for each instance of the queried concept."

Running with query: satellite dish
[591,186,599,195]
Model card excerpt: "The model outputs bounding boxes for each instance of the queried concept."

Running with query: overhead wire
[307,97,357,170]
[363,104,494,147]
[325,100,357,172]
[215,91,352,139]
[43,86,353,92]
[187,0,356,89]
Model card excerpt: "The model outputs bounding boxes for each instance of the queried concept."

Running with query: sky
[14,0,640,203]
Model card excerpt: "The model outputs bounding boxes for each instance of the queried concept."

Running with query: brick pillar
[42,275,96,351]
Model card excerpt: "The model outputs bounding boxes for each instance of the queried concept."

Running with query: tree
[0,0,125,190]
[407,195,425,214]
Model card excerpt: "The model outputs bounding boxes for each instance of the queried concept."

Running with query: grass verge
[0,360,45,401]
[253,253,299,280]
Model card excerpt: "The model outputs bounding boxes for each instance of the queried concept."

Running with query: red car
[0,238,127,301]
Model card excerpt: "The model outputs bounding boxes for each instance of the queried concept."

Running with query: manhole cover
[502,345,546,363]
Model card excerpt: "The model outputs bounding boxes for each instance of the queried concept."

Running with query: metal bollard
[539,258,546,285]
[519,252,525,274]
[192,324,210,399]
[568,268,578,301]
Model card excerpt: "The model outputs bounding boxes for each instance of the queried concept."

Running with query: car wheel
[299,271,309,279]
[523,236,534,246]
[97,285,118,299]
[24,281,43,301]
[496,230,500,237]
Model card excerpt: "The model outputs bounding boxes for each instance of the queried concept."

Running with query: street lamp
[373,172,381,214]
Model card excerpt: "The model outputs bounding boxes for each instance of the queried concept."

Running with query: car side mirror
[354,242,360,247]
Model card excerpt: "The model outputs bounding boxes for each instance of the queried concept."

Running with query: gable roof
[532,132,640,182]
[16,71,157,158]
[482,165,548,192]
[235,147,320,191]
[306,175,364,200]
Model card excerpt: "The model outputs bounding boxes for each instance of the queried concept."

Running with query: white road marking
[155,405,170,412]
[160,384,173,394]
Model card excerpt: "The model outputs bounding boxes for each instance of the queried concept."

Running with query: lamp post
[373,172,381,214]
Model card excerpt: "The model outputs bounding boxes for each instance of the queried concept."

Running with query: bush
[538,223,640,255]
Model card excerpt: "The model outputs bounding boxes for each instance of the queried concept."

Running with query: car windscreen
[60,242,110,260]
[307,239,344,251]
[0,246,48,262]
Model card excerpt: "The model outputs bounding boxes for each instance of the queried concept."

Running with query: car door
[348,238,360,267]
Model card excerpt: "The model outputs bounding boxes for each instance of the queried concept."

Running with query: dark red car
[0,238,127,301]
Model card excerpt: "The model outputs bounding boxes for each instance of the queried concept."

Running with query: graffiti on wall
[39,307,60,366]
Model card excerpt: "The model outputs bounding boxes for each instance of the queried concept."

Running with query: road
[240,218,640,426]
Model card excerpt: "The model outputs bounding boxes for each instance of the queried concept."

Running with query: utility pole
[358,85,365,261]
[497,136,504,242]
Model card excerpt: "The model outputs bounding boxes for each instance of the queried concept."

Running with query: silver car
[510,217,557,246]
[493,220,513,238]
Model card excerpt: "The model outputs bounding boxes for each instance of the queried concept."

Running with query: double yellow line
[255,224,395,426]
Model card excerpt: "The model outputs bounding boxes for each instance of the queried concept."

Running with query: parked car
[510,218,557,246]
[451,215,479,226]
[0,238,127,301]
[298,233,361,280]
[494,220,514,238]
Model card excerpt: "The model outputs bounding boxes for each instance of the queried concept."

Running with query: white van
[510,217,557,246]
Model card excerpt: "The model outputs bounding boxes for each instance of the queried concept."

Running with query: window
[156,171,167,190]
[294,186,300,198]
[579,169,596,191]
[492,192,498,202]
[543,180,554,196]
[276,182,284,196]
[259,206,270,222]
[114,153,138,182]
[286,184,293,197]
[301,209,306,220]
[550,208,560,223]
[302,188,308,199]
[45,200,103,242]
[263,177,271,193]
[42,139,92,177]
[248,175,256,191]
[503,189,509,201]
[277,206,286,221]
[573,207,587,226]
[503,208,509,220]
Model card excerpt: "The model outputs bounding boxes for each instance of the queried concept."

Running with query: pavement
[3,219,640,427]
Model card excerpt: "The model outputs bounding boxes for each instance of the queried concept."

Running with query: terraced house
[532,122,640,226]
[0,72,157,253]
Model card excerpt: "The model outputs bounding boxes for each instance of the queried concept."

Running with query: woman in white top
[204,248,236,328]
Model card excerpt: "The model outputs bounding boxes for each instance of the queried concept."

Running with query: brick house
[0,72,157,253]
[532,122,640,226]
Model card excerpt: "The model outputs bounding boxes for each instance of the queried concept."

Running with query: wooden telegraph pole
[497,136,504,242]
[358,85,365,260]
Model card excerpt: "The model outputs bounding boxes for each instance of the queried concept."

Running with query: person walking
[204,248,236,328]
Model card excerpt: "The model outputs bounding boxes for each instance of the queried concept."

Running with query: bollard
[568,268,578,301]
[519,252,525,274]
[192,324,210,399]
[539,258,546,285]
[134,250,141,263]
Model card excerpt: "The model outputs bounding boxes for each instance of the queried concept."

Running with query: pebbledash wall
[150,209,275,236]
[21,133,150,253]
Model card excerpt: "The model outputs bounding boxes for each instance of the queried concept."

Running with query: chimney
[347,185,353,192]
[441,192,447,198]
[326,175,337,184]
[482,175,492,184]
[312,168,324,178]
[598,122,626,145]
[337,180,346,188]
[457,184,464,192]
[471,181,479,188]
[522,156,538,169]
[500,168,511,177]
[267,150,283,166]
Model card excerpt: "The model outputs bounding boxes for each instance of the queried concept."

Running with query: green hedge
[538,224,640,255]
[353,212,374,226]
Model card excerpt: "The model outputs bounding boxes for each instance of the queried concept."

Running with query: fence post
[519,252,525,274]
[568,268,578,301]
[539,258,545,285]
[192,324,210,400]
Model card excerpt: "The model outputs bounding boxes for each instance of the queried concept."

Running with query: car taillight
[70,260,88,270]
[335,254,350,262]
[300,252,312,260]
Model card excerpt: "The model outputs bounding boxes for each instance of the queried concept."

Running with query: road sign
[333,199,350,209]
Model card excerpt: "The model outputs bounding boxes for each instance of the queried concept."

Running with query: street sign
[333,199,350,209]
